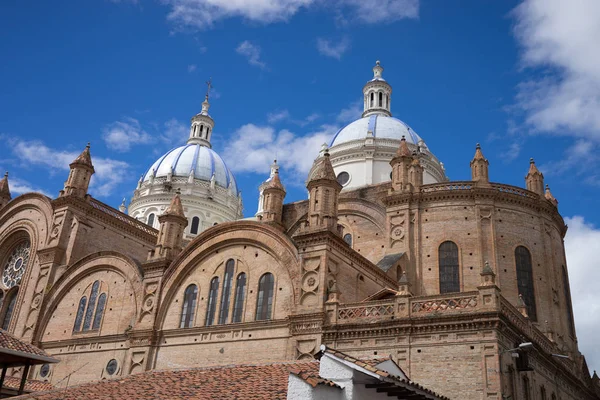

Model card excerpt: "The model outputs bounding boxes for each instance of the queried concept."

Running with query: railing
[89,198,158,237]
[490,183,539,199]
[421,181,473,192]
[337,299,395,323]
[411,292,478,313]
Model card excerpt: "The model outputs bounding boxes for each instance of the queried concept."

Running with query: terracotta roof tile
[0,330,53,359]
[2,376,53,393]
[14,361,319,400]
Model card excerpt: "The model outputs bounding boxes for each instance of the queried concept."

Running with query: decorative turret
[119,198,127,213]
[0,172,11,208]
[150,191,188,261]
[259,160,286,226]
[60,143,95,199]
[470,143,490,186]
[362,61,392,118]
[306,148,342,231]
[390,136,413,192]
[188,78,215,148]
[525,158,544,197]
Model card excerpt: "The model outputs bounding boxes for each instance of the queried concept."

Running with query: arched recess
[34,251,143,344]
[0,195,51,334]
[157,221,300,330]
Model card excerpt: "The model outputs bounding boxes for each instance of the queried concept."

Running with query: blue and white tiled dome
[330,114,423,148]
[143,144,238,195]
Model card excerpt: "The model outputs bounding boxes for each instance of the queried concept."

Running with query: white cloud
[159,0,418,31]
[336,100,362,124]
[223,123,336,181]
[538,140,600,186]
[316,37,351,60]
[564,216,600,373]
[102,118,151,152]
[512,0,600,140]
[6,138,130,198]
[187,64,197,72]
[236,40,267,70]
[1,174,52,198]
[267,110,290,124]
[162,118,190,146]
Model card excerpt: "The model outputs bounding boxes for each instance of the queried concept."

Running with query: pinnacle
[163,192,186,218]
[396,136,411,157]
[308,148,338,183]
[473,143,486,161]
[263,169,286,192]
[71,143,94,169]
[0,171,10,198]
[527,158,542,176]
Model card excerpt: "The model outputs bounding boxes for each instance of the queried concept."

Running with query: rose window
[2,241,30,288]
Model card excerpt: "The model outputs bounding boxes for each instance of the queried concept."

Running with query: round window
[2,241,30,289]
[106,359,118,376]
[40,364,50,378]
[336,172,350,186]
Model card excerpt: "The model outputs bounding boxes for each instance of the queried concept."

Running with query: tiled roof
[14,361,320,400]
[376,252,404,272]
[2,376,53,393]
[289,368,339,389]
[0,329,56,363]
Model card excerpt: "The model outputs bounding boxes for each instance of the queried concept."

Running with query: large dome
[330,115,423,148]
[143,144,238,195]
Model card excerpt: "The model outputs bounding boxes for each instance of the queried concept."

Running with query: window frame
[515,246,537,321]
[438,241,460,293]
[255,273,275,321]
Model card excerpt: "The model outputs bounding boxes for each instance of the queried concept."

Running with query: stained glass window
[218,260,235,325]
[439,241,460,293]
[83,281,100,331]
[205,277,219,326]
[190,217,200,235]
[232,273,246,323]
[73,296,87,332]
[2,291,17,330]
[256,273,274,321]
[515,246,537,321]
[92,293,107,330]
[2,240,30,289]
[180,284,198,328]
[562,265,575,336]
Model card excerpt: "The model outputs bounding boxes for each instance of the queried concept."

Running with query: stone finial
[263,169,285,193]
[307,148,338,184]
[397,271,412,297]
[480,261,496,286]
[326,280,340,303]
[525,157,544,196]
[545,184,558,206]
[119,198,127,213]
[473,143,486,161]
[470,143,490,185]
[517,294,529,318]
[528,158,542,176]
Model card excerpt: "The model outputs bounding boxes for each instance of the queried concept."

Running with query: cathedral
[0,61,598,400]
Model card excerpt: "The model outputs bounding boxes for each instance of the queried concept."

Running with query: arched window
[2,291,17,330]
[515,246,537,321]
[73,296,87,332]
[232,273,246,323]
[379,92,383,107]
[540,386,547,400]
[370,92,374,107]
[180,284,198,328]
[147,213,155,227]
[439,241,460,293]
[190,217,200,235]
[92,293,107,330]
[205,277,219,326]
[386,94,390,108]
[522,376,531,400]
[343,233,352,246]
[82,281,100,331]
[256,273,274,321]
[562,265,575,336]
[218,260,235,324]
[200,125,204,137]
[207,127,210,138]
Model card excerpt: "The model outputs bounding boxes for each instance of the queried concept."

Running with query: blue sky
[2,0,600,372]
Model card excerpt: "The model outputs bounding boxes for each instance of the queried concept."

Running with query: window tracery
[74,280,108,333]
[256,273,274,321]
[515,246,537,321]
[439,241,460,293]
[180,284,198,328]
[2,240,30,289]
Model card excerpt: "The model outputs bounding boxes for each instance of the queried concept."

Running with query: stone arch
[34,251,143,344]
[157,221,300,330]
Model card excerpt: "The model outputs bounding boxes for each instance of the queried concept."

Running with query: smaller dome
[143,144,238,194]
[330,115,423,148]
